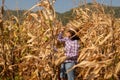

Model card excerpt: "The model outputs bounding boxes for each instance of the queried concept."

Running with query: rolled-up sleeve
[58,32,67,42]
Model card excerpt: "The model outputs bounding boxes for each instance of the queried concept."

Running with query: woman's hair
[68,30,80,40]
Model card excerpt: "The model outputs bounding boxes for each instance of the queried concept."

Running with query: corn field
[0,0,120,80]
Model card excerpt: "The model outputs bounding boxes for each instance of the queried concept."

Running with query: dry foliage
[0,0,119,80]
[67,2,120,80]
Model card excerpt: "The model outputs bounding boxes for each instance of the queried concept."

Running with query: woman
[58,28,80,80]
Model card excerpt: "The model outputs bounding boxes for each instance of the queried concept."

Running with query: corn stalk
[0,0,120,80]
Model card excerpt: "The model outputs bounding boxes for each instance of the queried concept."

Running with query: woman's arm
[58,32,67,42]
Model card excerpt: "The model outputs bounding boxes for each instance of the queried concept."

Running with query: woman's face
[65,31,71,37]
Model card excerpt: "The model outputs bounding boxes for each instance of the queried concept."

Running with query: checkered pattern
[58,32,80,62]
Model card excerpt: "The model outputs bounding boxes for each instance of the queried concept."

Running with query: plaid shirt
[58,32,80,62]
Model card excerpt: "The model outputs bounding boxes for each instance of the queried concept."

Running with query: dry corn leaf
[115,62,120,74]
[55,56,67,66]
[27,32,36,43]
[30,13,38,21]
[99,32,112,45]
[104,71,113,79]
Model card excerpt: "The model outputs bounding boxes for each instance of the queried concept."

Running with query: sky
[0,0,120,13]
